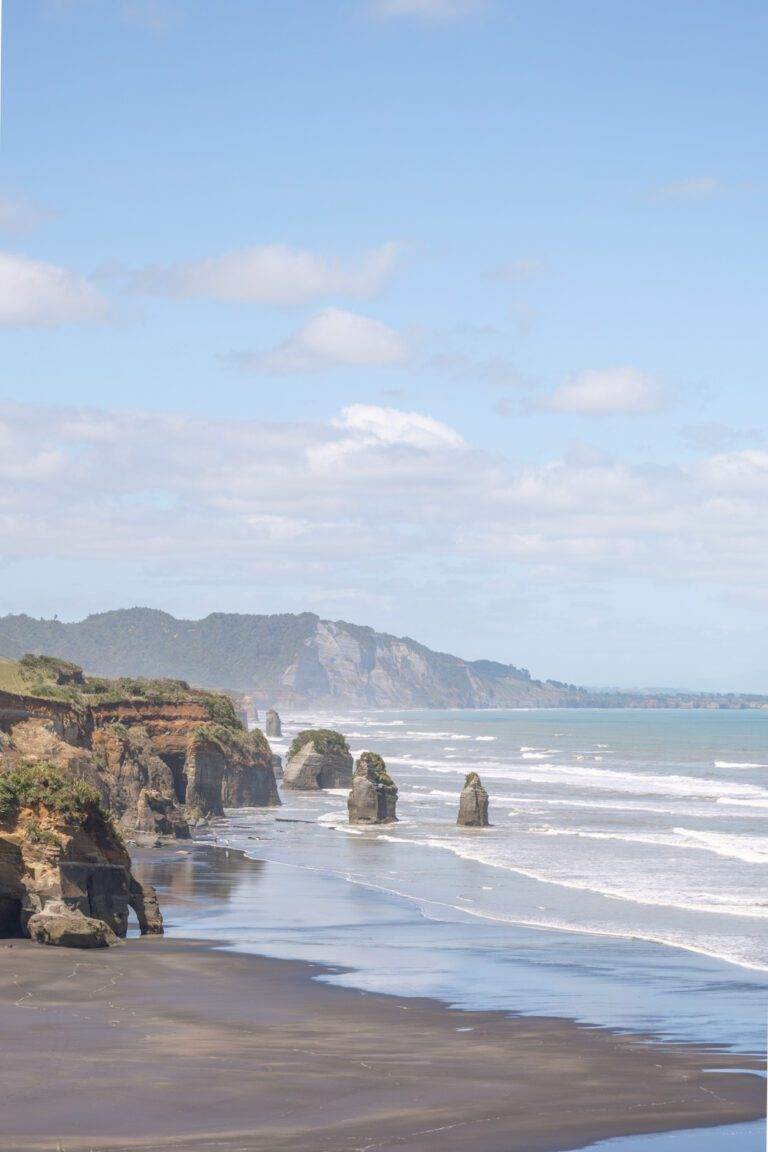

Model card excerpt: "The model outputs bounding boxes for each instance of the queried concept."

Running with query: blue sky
[0,0,766,690]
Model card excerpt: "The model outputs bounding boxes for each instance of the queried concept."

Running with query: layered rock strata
[457,772,490,827]
[283,729,353,791]
[347,752,398,825]
[0,658,280,833]
[0,762,162,948]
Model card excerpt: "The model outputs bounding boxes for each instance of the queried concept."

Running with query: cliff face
[0,610,572,707]
[0,763,162,946]
[0,660,280,833]
[1,610,765,709]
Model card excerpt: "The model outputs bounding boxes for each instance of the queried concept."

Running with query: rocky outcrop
[265,709,282,738]
[347,752,398,825]
[283,730,353,791]
[0,658,280,830]
[271,754,283,780]
[27,907,116,949]
[457,772,490,827]
[0,762,163,947]
[135,788,190,839]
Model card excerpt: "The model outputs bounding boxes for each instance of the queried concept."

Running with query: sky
[0,0,767,691]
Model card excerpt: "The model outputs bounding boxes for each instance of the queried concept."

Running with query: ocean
[142,707,768,1149]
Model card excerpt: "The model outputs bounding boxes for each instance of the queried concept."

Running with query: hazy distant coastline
[0,608,764,711]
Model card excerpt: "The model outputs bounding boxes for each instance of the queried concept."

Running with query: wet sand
[0,931,763,1152]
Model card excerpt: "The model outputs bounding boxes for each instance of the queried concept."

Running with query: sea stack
[457,772,490,827]
[347,752,398,825]
[283,729,353,790]
[265,709,282,738]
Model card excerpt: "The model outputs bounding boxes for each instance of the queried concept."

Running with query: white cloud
[151,242,401,307]
[538,368,665,416]
[372,0,486,18]
[0,195,51,237]
[0,252,107,327]
[336,403,465,449]
[2,400,767,604]
[245,308,411,374]
[651,176,720,202]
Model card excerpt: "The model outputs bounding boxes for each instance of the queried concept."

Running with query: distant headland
[0,609,764,711]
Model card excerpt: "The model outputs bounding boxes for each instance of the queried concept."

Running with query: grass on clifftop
[0,655,244,729]
[0,762,106,822]
[0,658,28,694]
[288,728,350,761]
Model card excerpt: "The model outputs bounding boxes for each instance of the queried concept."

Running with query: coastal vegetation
[1,608,764,708]
[0,762,106,822]
[288,728,350,761]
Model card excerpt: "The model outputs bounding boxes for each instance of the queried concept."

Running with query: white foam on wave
[533,824,768,866]
[715,761,768,769]
[370,831,768,920]
[455,759,768,803]
[671,828,768,865]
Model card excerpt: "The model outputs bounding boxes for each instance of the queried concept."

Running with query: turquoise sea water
[138,708,768,1151]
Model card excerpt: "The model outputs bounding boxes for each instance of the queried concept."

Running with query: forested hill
[0,609,764,710]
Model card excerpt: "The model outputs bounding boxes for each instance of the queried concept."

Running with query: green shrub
[464,771,481,788]
[24,816,60,848]
[355,751,394,786]
[202,694,240,729]
[0,762,105,821]
[288,729,350,761]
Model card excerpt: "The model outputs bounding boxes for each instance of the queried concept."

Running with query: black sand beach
[0,926,762,1152]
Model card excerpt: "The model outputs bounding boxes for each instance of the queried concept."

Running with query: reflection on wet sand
[132,840,268,912]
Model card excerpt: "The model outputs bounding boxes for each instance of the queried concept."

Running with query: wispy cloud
[490,257,548,281]
[651,176,720,202]
[371,0,487,21]
[119,0,182,33]
[0,252,107,327]
[44,0,182,33]
[2,399,767,600]
[679,422,765,453]
[429,352,524,389]
[0,194,52,237]
[142,242,401,307]
[236,308,411,374]
[537,367,665,416]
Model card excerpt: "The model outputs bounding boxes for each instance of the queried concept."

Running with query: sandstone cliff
[0,657,280,834]
[0,762,161,947]
[283,730,353,791]
[347,752,398,825]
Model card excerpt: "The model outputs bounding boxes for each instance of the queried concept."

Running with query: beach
[2,706,767,1152]
[0,929,762,1152]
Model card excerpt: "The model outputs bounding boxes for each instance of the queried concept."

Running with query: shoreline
[0,840,763,1152]
[0,931,763,1152]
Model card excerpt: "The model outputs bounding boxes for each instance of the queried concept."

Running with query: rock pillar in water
[347,752,398,824]
[265,709,282,738]
[457,772,490,827]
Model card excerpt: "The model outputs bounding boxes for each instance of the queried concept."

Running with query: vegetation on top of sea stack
[356,751,395,786]
[0,762,106,822]
[464,771,481,788]
[288,728,350,761]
